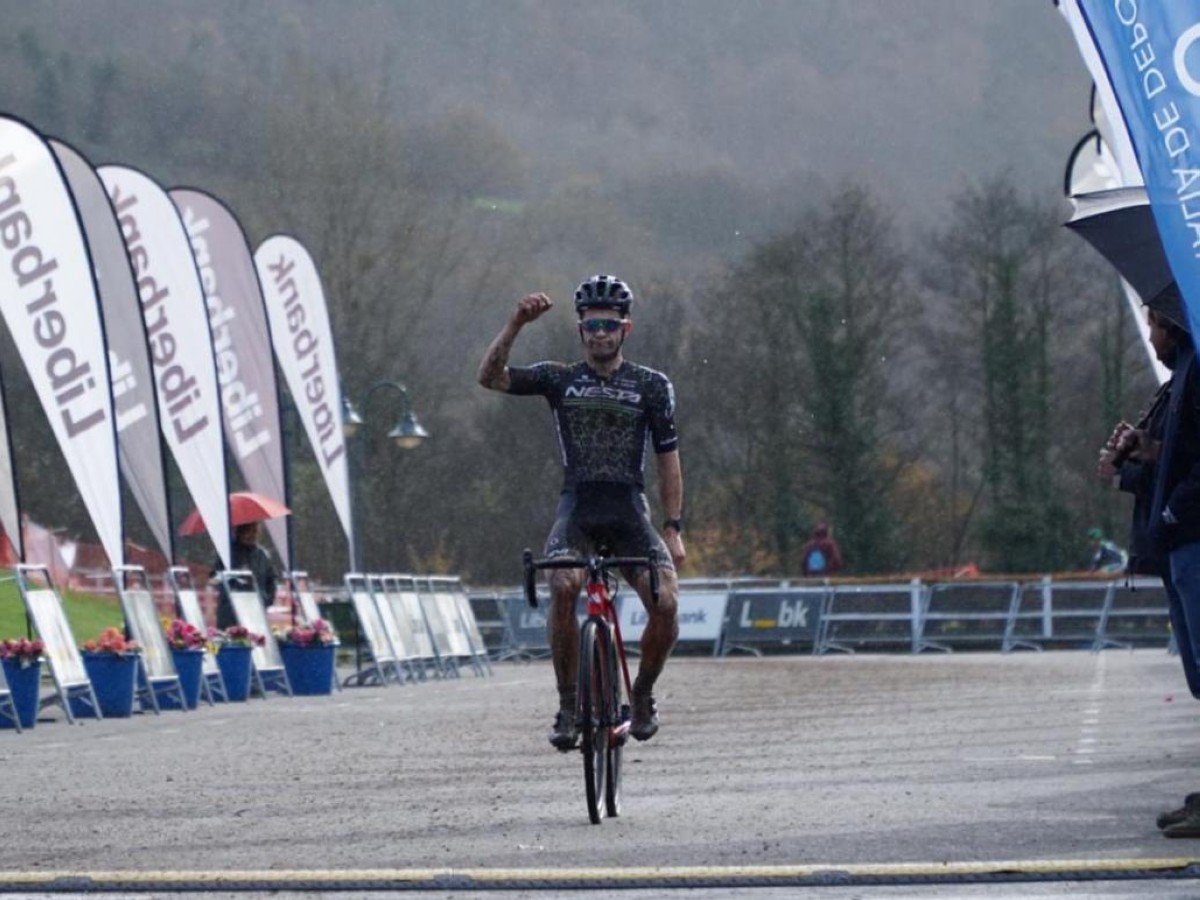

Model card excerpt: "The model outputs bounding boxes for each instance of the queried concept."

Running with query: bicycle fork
[585,586,633,745]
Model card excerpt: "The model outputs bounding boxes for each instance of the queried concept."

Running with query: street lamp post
[342,380,429,573]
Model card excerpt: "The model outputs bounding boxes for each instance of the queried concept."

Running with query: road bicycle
[523,548,659,824]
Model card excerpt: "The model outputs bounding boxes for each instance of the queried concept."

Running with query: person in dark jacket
[1102,285,1200,836]
[212,522,279,629]
[1101,385,1169,573]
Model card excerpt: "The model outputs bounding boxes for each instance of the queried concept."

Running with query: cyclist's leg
[629,562,679,697]
[545,491,587,748]
[549,567,584,710]
[616,493,679,740]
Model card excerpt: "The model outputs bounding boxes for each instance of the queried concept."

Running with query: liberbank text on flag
[52,139,173,561]
[172,189,289,567]
[99,165,231,567]
[1075,1,1200,333]
[0,117,123,566]
[254,236,353,563]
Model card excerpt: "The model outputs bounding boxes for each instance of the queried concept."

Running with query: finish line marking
[0,858,1198,892]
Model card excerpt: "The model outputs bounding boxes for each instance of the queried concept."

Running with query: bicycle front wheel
[604,619,626,819]
[578,618,608,825]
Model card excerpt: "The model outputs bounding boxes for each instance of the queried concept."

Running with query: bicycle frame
[523,549,660,741]
[582,564,633,727]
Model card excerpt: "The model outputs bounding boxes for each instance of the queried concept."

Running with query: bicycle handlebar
[522,549,660,609]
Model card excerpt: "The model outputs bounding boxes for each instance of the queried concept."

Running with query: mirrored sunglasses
[579,318,627,334]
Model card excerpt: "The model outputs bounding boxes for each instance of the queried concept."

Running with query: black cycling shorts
[545,482,673,570]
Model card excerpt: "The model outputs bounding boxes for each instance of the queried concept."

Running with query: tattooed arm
[477,292,553,391]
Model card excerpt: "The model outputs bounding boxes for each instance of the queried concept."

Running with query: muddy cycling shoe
[548,709,579,751]
[1159,793,1200,831]
[630,692,659,742]
[1163,806,1200,838]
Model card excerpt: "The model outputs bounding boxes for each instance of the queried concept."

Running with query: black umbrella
[1065,186,1175,302]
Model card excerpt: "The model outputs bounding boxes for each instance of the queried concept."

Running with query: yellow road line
[0,858,1196,886]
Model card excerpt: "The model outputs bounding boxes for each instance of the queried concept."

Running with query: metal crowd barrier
[331,574,1175,661]
[815,580,925,655]
[466,592,510,658]
[1098,577,1171,649]
[918,580,1038,654]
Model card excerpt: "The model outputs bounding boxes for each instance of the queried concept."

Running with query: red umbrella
[179,491,291,536]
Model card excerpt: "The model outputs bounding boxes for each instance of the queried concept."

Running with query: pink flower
[0,637,44,664]
[276,618,337,647]
[218,625,265,647]
[162,619,207,650]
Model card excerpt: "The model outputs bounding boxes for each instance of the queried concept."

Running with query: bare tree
[923,176,1126,572]
[690,185,913,573]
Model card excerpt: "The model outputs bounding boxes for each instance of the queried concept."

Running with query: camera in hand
[1109,430,1140,467]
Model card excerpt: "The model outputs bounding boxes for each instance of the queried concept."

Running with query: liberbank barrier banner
[171,190,289,568]
[504,587,819,655]
[1066,1,1200,335]
[98,165,232,568]
[615,589,728,648]
[0,116,123,567]
[717,587,826,653]
[254,235,353,565]
[51,139,173,560]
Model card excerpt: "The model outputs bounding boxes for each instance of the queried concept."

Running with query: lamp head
[389,411,429,450]
[341,398,363,438]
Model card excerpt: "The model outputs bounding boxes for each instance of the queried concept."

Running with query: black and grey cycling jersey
[506,360,678,489]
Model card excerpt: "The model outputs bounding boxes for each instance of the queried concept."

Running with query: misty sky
[5,1,1093,229]
[377,0,1095,224]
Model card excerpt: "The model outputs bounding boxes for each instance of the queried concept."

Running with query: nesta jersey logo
[564,385,641,403]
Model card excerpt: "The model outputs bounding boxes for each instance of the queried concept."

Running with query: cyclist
[477,274,685,748]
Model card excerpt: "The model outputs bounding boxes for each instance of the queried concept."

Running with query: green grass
[0,570,124,643]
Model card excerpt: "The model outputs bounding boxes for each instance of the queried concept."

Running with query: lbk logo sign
[721,589,824,649]
[737,596,811,629]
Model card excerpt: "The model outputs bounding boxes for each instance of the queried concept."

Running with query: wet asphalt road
[1,649,1199,898]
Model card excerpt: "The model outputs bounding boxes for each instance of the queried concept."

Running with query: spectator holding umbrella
[181,492,288,629]
[212,521,279,629]
[1097,284,1200,836]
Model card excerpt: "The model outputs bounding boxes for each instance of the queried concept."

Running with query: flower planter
[216,644,254,702]
[279,643,335,696]
[157,648,204,710]
[1,657,41,729]
[71,652,138,718]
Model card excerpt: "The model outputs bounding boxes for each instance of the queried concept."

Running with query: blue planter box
[157,648,204,710]
[71,652,138,718]
[279,644,335,695]
[1,657,41,729]
[216,645,253,702]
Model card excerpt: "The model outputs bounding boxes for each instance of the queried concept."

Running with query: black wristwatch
[663,517,683,534]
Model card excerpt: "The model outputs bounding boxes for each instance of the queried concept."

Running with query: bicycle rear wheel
[578,618,608,825]
[604,623,626,819]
